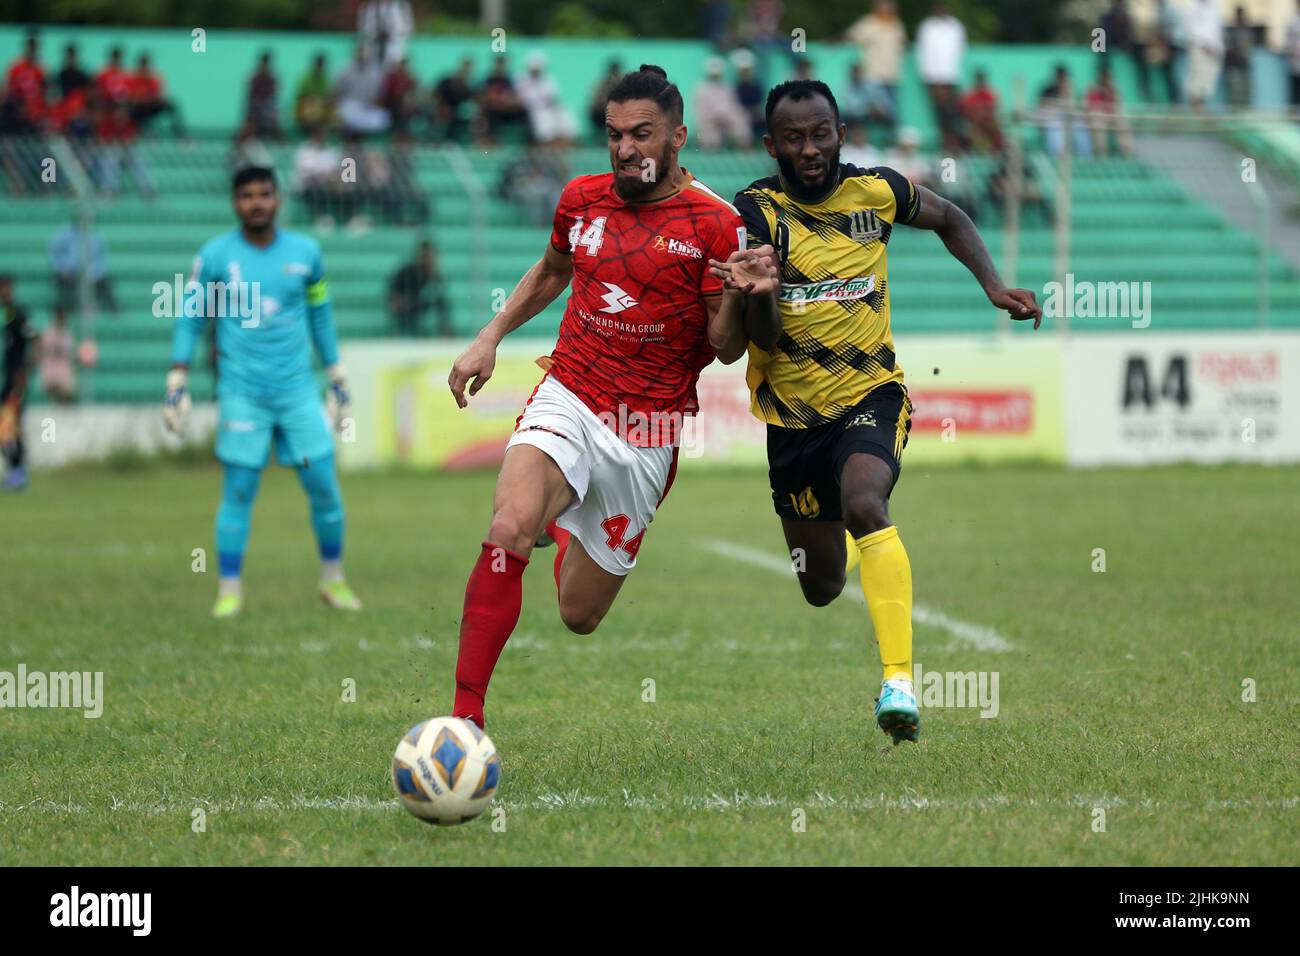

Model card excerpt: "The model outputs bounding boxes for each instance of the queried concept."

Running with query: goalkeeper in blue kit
[165,166,361,618]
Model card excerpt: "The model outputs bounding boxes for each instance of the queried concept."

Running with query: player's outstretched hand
[989,287,1043,330]
[448,337,497,408]
[162,367,191,435]
[709,245,780,297]
[325,363,353,433]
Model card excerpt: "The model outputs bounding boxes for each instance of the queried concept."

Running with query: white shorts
[507,376,677,576]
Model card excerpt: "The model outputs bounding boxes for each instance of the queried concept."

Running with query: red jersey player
[446,65,777,729]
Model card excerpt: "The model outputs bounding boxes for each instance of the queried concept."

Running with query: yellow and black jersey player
[707,79,1043,745]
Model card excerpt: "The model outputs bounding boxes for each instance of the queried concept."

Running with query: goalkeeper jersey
[169,229,338,399]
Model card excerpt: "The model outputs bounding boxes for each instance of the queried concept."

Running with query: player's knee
[486,509,539,557]
[798,573,844,607]
[224,473,259,508]
[842,490,890,537]
[559,601,603,635]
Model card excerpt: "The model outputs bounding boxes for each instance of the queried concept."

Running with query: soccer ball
[391,717,501,825]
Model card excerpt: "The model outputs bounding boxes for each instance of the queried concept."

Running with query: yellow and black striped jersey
[734,164,919,428]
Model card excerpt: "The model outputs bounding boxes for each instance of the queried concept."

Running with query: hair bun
[638,64,668,80]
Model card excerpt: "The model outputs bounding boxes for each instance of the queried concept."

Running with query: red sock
[546,520,570,593]
[453,541,528,728]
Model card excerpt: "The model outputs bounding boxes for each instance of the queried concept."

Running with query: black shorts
[768,381,912,522]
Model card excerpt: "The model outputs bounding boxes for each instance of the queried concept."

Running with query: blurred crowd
[6,0,1300,346]
[2,33,181,196]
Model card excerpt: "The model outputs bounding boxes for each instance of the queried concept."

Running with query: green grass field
[1,462,1296,865]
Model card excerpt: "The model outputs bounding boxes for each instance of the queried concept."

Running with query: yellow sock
[843,529,861,573]
[855,526,913,683]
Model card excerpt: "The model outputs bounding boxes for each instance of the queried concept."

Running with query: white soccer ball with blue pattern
[391,717,501,825]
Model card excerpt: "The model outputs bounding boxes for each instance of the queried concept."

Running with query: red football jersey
[547,170,745,447]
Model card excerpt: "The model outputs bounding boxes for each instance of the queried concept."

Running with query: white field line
[2,792,1294,816]
[704,540,1015,653]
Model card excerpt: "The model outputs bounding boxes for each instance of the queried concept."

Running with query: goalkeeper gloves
[325,363,353,433]
[162,368,191,435]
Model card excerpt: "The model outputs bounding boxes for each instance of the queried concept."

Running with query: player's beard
[613,143,675,201]
[777,142,841,202]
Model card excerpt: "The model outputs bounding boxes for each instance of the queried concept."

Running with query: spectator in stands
[1223,6,1254,109]
[694,57,750,150]
[1288,0,1300,112]
[432,58,474,143]
[1037,65,1091,158]
[0,88,25,136]
[986,153,1049,224]
[916,2,967,154]
[229,121,274,171]
[884,127,930,186]
[1185,0,1224,112]
[381,56,420,140]
[477,56,528,145]
[340,132,390,233]
[51,44,92,140]
[740,0,786,85]
[588,60,623,140]
[5,33,47,130]
[700,0,733,49]
[358,0,414,69]
[294,126,346,231]
[733,49,765,145]
[388,240,451,338]
[39,306,77,404]
[1085,65,1134,156]
[960,69,1004,154]
[841,123,882,168]
[48,221,119,316]
[841,61,896,136]
[295,54,335,135]
[386,139,431,225]
[499,146,567,227]
[844,0,906,131]
[335,45,390,136]
[246,51,282,138]
[96,46,131,108]
[516,51,577,148]
[342,132,428,229]
[884,125,975,217]
[92,99,155,198]
[128,53,184,137]
[1152,0,1185,105]
[1099,1,1149,102]
[56,43,89,103]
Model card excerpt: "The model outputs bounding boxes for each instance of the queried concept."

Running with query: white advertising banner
[1063,333,1300,465]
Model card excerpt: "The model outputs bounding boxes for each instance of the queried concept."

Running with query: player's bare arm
[704,294,745,364]
[708,245,782,353]
[908,184,1043,329]
[448,243,574,408]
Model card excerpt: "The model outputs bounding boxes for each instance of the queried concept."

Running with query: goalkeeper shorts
[215,387,335,470]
